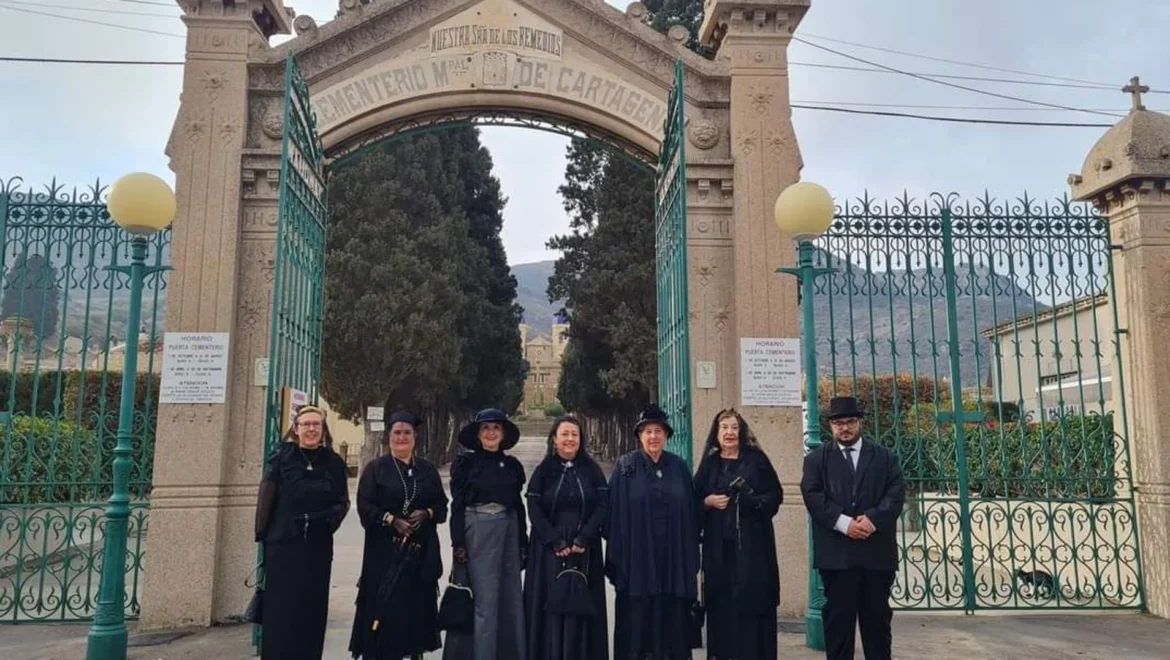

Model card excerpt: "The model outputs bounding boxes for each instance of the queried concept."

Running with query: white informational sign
[366,406,385,421]
[740,338,802,407]
[368,421,386,433]
[696,361,717,389]
[254,358,269,387]
[159,333,230,404]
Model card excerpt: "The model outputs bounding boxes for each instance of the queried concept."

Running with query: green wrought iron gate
[252,53,328,649]
[655,61,693,466]
[0,178,169,622]
[264,55,328,453]
[813,192,1142,611]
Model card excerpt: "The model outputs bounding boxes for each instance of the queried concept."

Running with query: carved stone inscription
[310,0,668,139]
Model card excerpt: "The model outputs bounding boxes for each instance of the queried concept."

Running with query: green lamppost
[87,172,175,660]
[773,181,836,651]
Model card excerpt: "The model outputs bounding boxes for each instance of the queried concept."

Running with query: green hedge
[0,416,107,503]
[0,370,160,504]
[903,405,1117,500]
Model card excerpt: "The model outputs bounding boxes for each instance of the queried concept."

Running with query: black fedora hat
[827,396,865,420]
[458,408,521,451]
[634,404,674,438]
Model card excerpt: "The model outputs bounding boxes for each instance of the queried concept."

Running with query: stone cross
[1123,75,1149,111]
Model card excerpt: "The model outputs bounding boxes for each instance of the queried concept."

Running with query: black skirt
[350,540,441,659]
[525,510,608,660]
[261,537,333,660]
[705,540,777,660]
[612,593,692,660]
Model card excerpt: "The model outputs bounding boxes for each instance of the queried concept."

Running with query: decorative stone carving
[736,129,758,155]
[294,14,318,37]
[202,69,227,99]
[626,2,647,19]
[696,257,718,286]
[668,24,690,44]
[185,114,208,142]
[748,85,773,114]
[218,120,241,143]
[688,119,720,150]
[765,128,787,155]
[261,111,283,140]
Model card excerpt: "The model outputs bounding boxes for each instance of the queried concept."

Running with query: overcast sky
[1,0,1167,265]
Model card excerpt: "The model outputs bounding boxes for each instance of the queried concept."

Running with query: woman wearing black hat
[523,416,610,660]
[349,410,448,660]
[254,405,350,660]
[605,405,700,660]
[694,409,782,660]
[445,408,529,660]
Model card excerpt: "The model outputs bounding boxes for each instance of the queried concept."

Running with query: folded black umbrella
[372,537,422,634]
[545,552,596,618]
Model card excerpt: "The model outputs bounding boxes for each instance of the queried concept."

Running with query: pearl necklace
[392,456,418,516]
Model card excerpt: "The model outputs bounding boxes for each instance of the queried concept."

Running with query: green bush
[0,416,108,504]
[542,403,566,418]
[61,371,161,437]
[0,370,66,417]
[905,409,1116,500]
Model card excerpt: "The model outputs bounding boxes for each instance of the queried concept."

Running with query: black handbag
[243,562,264,624]
[546,552,596,617]
[437,562,475,634]
[687,570,705,649]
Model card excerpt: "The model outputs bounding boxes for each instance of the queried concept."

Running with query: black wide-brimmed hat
[458,408,520,451]
[634,404,674,438]
[827,396,865,420]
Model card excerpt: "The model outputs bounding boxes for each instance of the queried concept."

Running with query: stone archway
[142,0,812,628]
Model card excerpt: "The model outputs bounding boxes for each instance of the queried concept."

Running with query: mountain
[809,248,1048,387]
[510,260,562,339]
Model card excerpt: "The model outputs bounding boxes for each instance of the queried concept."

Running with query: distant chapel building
[519,315,569,413]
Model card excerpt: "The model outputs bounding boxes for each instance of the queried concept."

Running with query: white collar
[839,438,863,452]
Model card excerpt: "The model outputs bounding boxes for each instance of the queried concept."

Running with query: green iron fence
[0,177,168,622]
[811,192,1141,611]
[655,60,693,467]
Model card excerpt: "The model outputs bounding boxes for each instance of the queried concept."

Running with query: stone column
[139,0,291,628]
[700,0,810,618]
[1070,93,1170,617]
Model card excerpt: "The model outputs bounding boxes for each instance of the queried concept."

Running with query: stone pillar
[1070,89,1170,617]
[700,1,810,618]
[139,0,291,628]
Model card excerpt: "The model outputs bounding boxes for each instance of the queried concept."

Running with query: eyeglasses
[298,421,322,428]
[829,418,860,427]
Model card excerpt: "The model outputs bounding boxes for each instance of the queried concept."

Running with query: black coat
[604,450,699,599]
[694,446,782,611]
[524,454,610,660]
[800,439,906,571]
[349,455,448,659]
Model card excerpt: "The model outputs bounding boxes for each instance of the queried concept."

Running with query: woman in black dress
[524,416,609,660]
[254,405,350,660]
[694,409,782,660]
[445,408,528,660]
[606,405,699,660]
[350,410,449,660]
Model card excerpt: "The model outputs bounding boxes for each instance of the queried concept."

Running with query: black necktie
[843,447,856,474]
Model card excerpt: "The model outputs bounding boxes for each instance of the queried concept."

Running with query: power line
[0,4,183,37]
[0,55,182,64]
[798,32,1116,88]
[792,36,1125,119]
[791,60,1169,94]
[798,100,1147,112]
[0,0,176,17]
[107,0,174,6]
[792,104,1112,127]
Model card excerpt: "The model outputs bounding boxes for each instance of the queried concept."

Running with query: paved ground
[6,436,1170,659]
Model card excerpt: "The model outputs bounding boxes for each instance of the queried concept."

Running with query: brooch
[655,469,663,479]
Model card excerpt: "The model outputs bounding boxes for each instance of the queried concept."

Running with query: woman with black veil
[349,410,449,660]
[693,409,782,660]
[523,416,610,660]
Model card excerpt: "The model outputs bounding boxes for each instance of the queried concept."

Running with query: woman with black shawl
[349,410,448,660]
[693,409,782,660]
[523,416,609,660]
[444,408,528,660]
[254,405,350,660]
[605,405,699,660]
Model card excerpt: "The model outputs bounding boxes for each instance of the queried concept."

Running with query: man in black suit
[800,396,906,660]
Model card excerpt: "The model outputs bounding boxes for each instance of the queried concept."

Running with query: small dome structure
[1070,76,1170,201]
